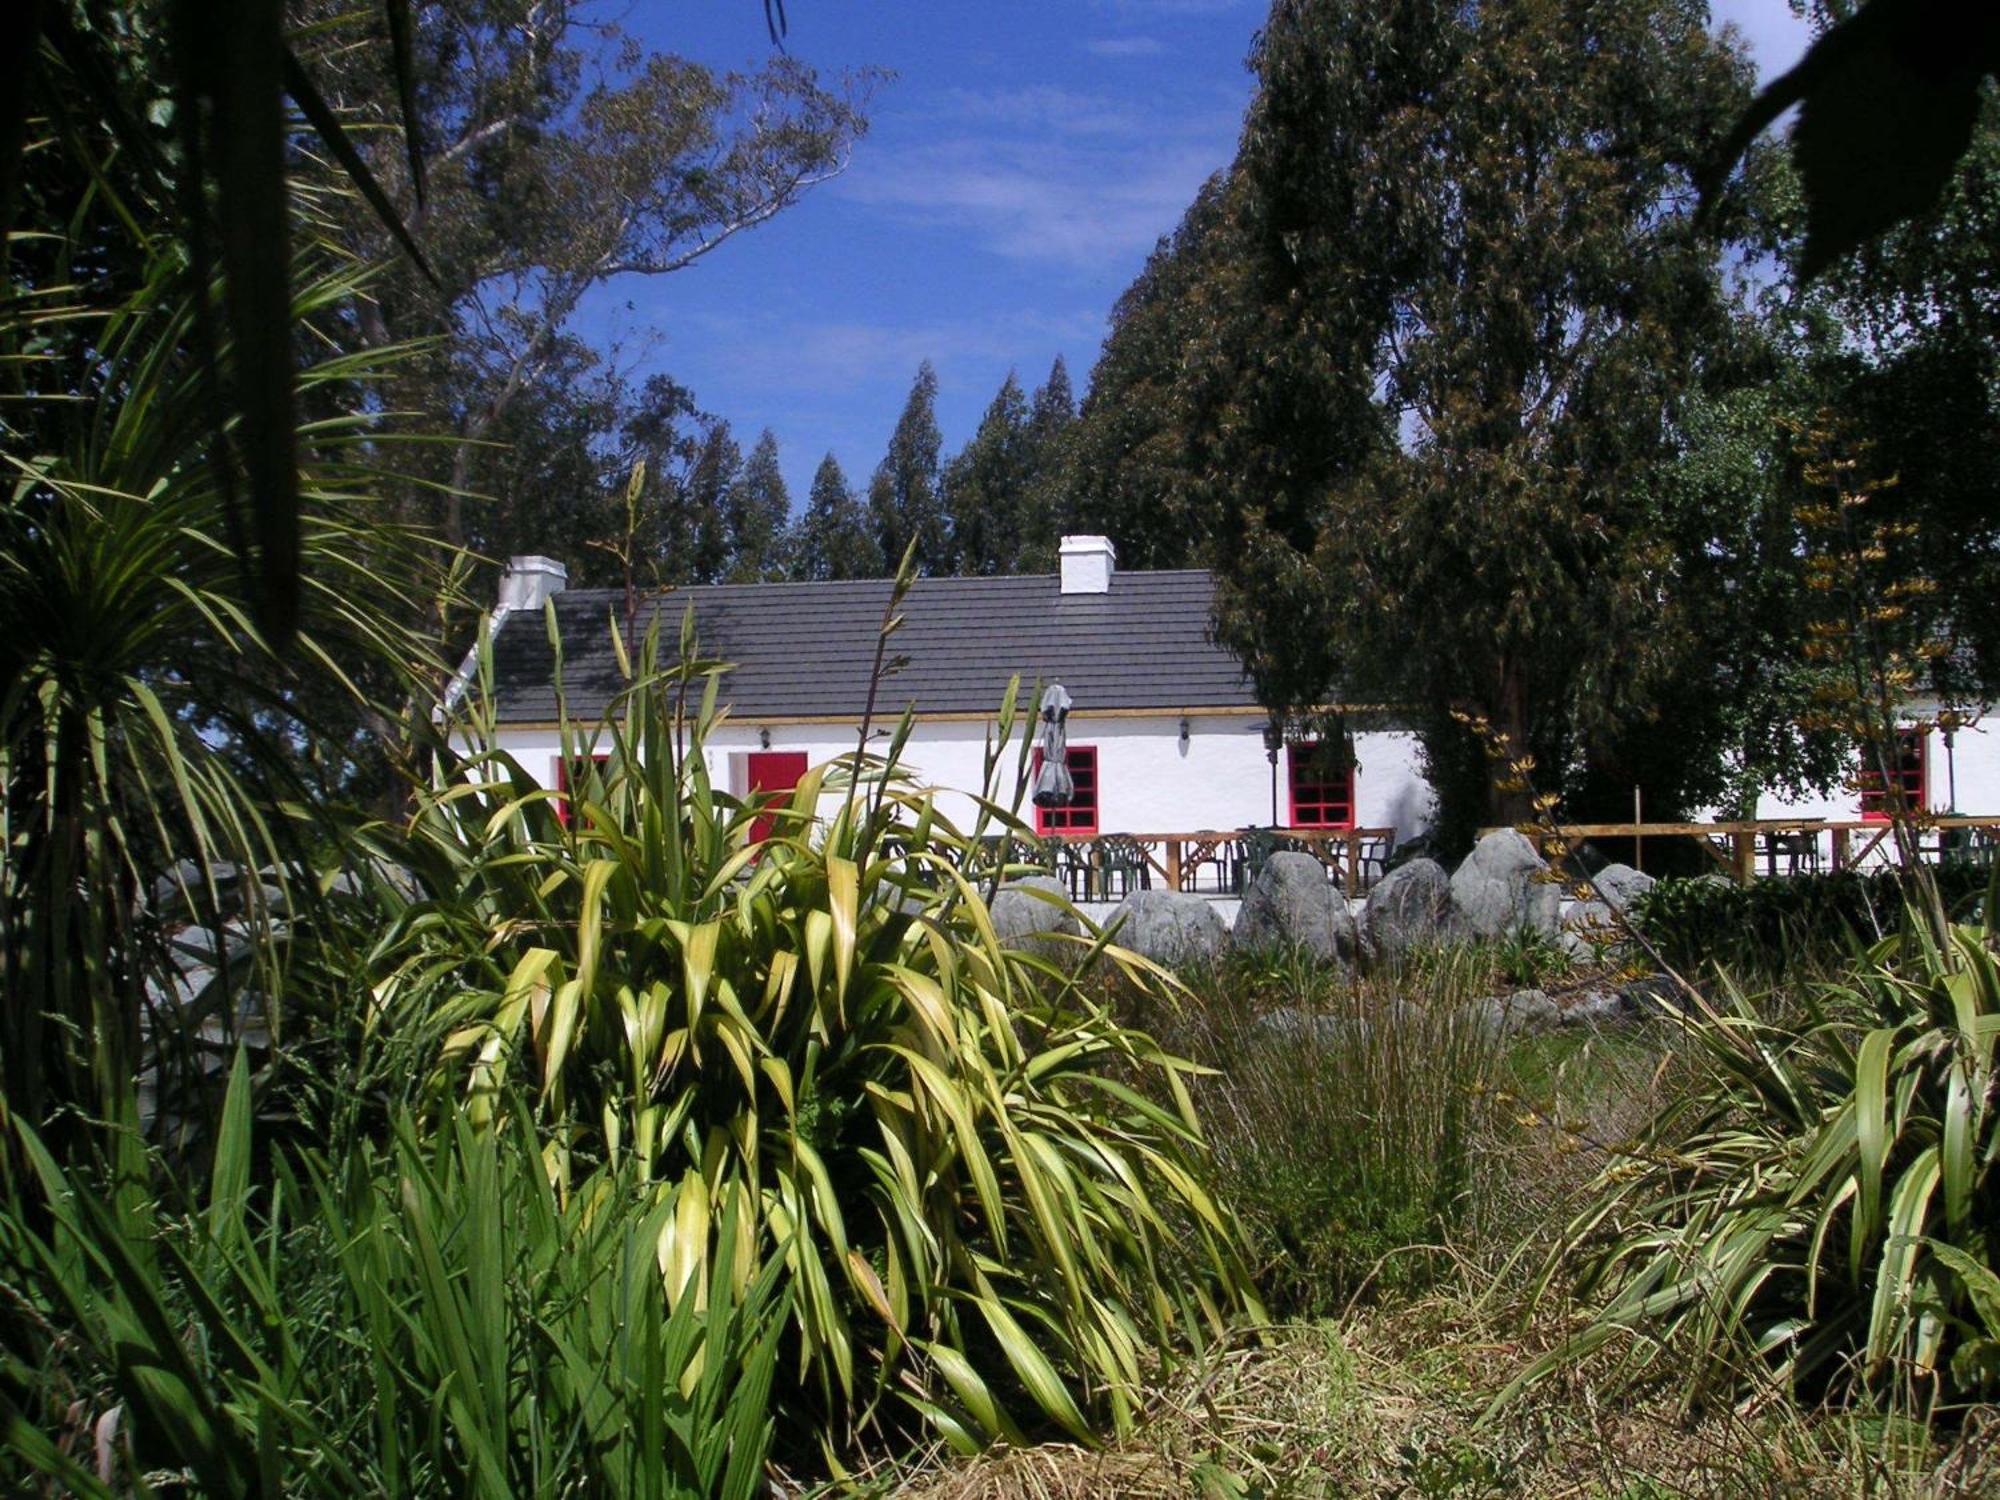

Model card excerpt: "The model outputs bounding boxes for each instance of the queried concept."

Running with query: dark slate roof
[487,569,1262,722]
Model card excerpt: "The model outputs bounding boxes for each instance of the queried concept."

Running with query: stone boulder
[1449,830,1561,939]
[1590,862,1656,917]
[1233,852,1358,961]
[990,876,1081,958]
[1360,857,1454,961]
[1468,987,1561,1039]
[1108,889,1230,969]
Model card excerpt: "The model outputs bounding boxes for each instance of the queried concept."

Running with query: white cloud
[933,84,1148,137]
[845,138,1226,267]
[1084,36,1168,58]
[681,307,1106,393]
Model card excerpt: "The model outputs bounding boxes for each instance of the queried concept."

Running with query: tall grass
[1143,948,1525,1313]
[0,1055,785,1499]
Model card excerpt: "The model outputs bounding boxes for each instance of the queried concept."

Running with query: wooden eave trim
[491,702,1403,732]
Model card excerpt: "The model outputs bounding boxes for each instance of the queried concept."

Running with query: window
[553,753,611,826]
[1033,746,1099,835]
[1288,740,1355,828]
[1859,728,1927,821]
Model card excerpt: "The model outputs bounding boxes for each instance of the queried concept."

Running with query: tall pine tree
[1060,179,1237,568]
[1018,355,1077,571]
[868,361,947,573]
[795,454,881,581]
[943,372,1034,575]
[729,429,793,581]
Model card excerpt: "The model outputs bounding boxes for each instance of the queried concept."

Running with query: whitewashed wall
[484,713,1437,846]
[1746,711,2000,821]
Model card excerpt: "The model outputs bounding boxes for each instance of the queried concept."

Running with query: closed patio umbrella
[1033,683,1073,806]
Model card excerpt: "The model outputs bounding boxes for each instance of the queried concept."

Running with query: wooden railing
[1032,827,1397,900]
[1484,816,2000,883]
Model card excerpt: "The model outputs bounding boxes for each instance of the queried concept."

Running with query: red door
[746,752,808,845]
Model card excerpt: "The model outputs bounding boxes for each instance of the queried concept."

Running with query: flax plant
[0,1054,786,1498]
[363,601,1259,1461]
[1508,904,2000,1413]
[0,243,447,1159]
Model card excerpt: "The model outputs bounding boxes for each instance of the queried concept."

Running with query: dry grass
[874,1298,2000,1499]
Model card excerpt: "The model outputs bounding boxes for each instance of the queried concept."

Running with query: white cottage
[473,536,1437,855]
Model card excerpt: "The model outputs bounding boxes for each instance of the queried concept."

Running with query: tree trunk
[1488,653,1535,829]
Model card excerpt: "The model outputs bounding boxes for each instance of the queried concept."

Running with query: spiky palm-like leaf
[0,248,448,1152]
[366,613,1261,1460]
[1510,901,2000,1411]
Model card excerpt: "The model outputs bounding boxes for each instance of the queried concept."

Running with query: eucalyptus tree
[301,1,877,550]
[1202,0,1757,833]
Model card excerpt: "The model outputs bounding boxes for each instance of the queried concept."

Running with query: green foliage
[727,430,792,582]
[1517,912,2000,1411]
[0,1056,786,1498]
[943,372,1034,576]
[1062,176,1234,570]
[1631,868,1994,978]
[364,618,1258,1457]
[0,247,446,1151]
[794,452,882,581]
[1146,950,1512,1314]
[869,361,948,575]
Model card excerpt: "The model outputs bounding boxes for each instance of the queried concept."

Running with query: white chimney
[498,555,567,611]
[1059,535,1116,595]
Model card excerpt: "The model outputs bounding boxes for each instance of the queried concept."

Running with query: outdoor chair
[1041,837,1093,900]
[1356,833,1391,889]
[1182,834,1235,894]
[1760,828,1821,877]
[1095,834,1152,899]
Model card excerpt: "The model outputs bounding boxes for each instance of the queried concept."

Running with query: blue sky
[583,1,1813,511]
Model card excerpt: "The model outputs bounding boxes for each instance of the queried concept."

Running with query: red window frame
[553,753,611,826]
[1032,746,1099,836]
[1287,740,1355,829]
[1859,728,1927,821]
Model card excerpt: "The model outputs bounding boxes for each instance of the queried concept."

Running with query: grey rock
[991,876,1081,956]
[1618,973,1685,1017]
[1258,999,1416,1049]
[1256,1006,1355,1047]
[1557,987,1633,1028]
[1361,857,1454,960]
[1560,899,1617,960]
[1233,852,1357,960]
[1450,830,1561,939]
[1108,889,1230,969]
[1589,863,1656,917]
[1470,987,1561,1038]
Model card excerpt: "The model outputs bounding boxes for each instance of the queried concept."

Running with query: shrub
[1514,911,2000,1412]
[360,617,1258,1459]
[1151,949,1514,1313]
[1631,866,1994,977]
[0,1056,785,1498]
